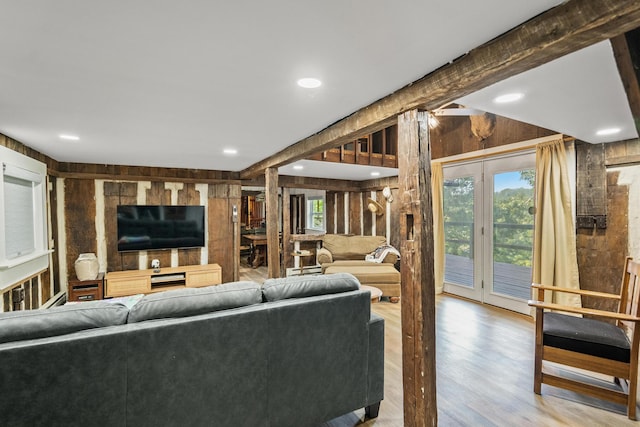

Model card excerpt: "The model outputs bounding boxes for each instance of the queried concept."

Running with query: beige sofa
[317,234,401,301]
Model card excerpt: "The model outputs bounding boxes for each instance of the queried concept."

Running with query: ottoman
[324,262,401,302]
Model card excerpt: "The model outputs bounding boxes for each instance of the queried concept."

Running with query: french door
[442,152,535,314]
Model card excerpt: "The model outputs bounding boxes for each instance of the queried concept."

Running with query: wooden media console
[105,263,222,298]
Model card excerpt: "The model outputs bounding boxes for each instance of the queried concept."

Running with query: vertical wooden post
[265,167,281,278]
[282,187,291,274]
[398,109,437,427]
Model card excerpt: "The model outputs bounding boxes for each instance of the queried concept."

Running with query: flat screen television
[117,205,205,252]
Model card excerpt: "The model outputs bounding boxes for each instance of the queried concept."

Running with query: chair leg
[533,310,544,394]
[628,375,638,420]
[533,357,542,394]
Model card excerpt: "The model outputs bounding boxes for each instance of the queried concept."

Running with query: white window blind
[0,149,49,292]
[3,175,35,259]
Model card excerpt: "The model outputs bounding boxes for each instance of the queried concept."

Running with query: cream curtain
[431,162,445,294]
[532,138,581,307]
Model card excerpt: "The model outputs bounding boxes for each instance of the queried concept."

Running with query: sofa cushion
[322,234,387,260]
[128,281,262,323]
[324,263,400,285]
[262,272,360,302]
[543,312,631,362]
[0,301,129,344]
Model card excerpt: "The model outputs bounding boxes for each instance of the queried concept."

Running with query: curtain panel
[532,138,581,308]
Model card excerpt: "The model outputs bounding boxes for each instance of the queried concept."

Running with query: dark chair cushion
[543,312,631,362]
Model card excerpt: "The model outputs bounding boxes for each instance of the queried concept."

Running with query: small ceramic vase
[75,253,99,281]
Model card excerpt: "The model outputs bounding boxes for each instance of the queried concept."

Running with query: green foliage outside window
[443,171,534,267]
[308,198,324,229]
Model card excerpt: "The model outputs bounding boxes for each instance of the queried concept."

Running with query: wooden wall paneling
[177,183,204,266]
[23,281,31,310]
[282,187,292,272]
[577,169,630,312]
[430,114,555,160]
[326,191,336,234]
[375,190,386,238]
[104,182,138,272]
[41,270,50,305]
[356,136,370,165]
[48,176,61,295]
[605,139,640,167]
[398,110,437,426]
[349,192,362,236]
[31,277,39,309]
[3,291,9,312]
[208,185,235,283]
[56,162,240,183]
[336,192,345,234]
[64,179,97,281]
[144,181,172,269]
[576,142,607,228]
[265,168,280,278]
[363,191,373,236]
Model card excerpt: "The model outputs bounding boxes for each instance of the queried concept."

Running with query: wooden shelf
[105,264,222,297]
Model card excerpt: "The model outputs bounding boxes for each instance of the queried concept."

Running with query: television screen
[117,205,205,252]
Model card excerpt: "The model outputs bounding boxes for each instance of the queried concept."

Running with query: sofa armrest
[317,247,333,265]
[367,313,385,408]
[381,253,398,264]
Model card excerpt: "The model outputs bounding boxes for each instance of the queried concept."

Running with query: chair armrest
[316,247,333,265]
[531,283,621,300]
[528,300,640,322]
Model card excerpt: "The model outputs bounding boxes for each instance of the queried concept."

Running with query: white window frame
[0,145,49,291]
[306,196,325,232]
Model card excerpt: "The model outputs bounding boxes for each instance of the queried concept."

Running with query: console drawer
[106,277,149,297]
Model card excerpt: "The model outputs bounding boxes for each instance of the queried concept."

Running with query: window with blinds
[4,174,36,259]
[0,146,49,292]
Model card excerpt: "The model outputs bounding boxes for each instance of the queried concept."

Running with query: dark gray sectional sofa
[0,273,384,427]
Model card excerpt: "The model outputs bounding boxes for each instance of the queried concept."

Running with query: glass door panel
[483,154,535,314]
[443,162,482,302]
[443,153,535,314]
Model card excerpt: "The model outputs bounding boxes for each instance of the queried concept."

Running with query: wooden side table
[361,285,383,303]
[291,250,313,275]
[68,272,104,302]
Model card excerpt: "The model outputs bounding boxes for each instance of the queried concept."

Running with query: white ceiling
[457,40,638,145]
[1,1,634,182]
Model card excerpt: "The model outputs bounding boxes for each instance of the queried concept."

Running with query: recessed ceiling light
[370,171,381,177]
[596,127,621,136]
[494,93,524,104]
[223,148,238,155]
[297,78,322,89]
[59,134,79,141]
[293,165,304,170]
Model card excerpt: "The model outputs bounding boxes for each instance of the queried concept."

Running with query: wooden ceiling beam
[611,29,640,135]
[240,0,640,179]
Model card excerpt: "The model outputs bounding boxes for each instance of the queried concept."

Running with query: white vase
[75,253,99,281]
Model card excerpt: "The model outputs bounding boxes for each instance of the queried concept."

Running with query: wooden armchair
[528,257,640,420]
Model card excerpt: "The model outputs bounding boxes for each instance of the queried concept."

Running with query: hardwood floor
[239,266,634,426]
